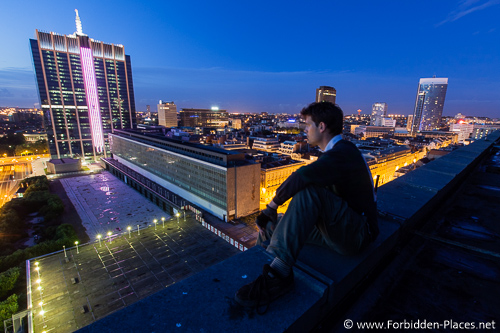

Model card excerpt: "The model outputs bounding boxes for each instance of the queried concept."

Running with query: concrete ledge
[77,246,328,333]
[78,132,500,332]
[377,180,437,219]
[296,217,401,305]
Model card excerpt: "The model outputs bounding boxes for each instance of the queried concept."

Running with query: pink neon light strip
[80,47,104,153]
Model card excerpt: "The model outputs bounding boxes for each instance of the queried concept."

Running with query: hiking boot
[234,264,294,313]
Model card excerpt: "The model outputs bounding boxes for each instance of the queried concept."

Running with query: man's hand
[256,205,278,234]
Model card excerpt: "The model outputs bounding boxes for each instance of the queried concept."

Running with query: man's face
[304,115,322,147]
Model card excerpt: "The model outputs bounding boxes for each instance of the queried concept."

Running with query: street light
[63,245,67,258]
[184,211,186,221]
[137,225,140,235]
[107,231,112,244]
[162,217,165,228]
[75,241,79,254]
[127,226,132,238]
[176,213,180,228]
[154,219,158,230]
[97,234,102,247]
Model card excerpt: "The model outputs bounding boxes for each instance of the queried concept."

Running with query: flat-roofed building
[354,126,395,139]
[157,101,177,128]
[364,145,423,186]
[108,129,260,220]
[418,131,458,144]
[450,123,474,142]
[316,86,336,104]
[472,126,500,140]
[23,133,48,142]
[229,118,242,129]
[279,141,307,155]
[179,107,228,128]
[253,137,280,152]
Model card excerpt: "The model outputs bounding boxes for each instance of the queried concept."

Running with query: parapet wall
[78,132,500,333]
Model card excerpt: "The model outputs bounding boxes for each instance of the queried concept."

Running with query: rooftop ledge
[78,131,500,333]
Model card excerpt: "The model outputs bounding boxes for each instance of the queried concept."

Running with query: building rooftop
[114,129,242,157]
[76,131,500,332]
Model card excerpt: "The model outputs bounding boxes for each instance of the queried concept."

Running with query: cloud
[0,88,13,97]
[437,0,500,26]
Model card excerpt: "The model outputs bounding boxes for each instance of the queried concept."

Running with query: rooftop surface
[28,212,240,333]
[114,129,242,156]
[59,172,170,241]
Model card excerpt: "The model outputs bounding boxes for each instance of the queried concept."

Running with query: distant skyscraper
[370,102,388,125]
[410,77,448,135]
[158,101,177,127]
[316,86,336,104]
[30,10,136,161]
[406,114,414,133]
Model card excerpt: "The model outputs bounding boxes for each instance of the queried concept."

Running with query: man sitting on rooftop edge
[235,101,379,313]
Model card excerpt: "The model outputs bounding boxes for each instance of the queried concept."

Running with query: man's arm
[271,148,349,207]
[271,171,308,207]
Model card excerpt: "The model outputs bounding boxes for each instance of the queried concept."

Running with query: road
[0,154,49,207]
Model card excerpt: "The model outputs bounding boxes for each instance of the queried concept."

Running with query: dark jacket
[273,139,379,240]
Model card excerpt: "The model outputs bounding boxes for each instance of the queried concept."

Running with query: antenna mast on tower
[75,9,83,35]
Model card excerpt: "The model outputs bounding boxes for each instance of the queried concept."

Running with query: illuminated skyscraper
[315,86,336,104]
[30,10,136,161]
[410,78,448,135]
[370,102,388,125]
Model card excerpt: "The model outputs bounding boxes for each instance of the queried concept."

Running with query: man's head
[300,102,344,148]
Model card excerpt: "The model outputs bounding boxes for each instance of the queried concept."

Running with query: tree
[0,294,18,331]
[0,267,20,299]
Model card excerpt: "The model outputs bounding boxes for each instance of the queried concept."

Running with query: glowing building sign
[79,47,104,153]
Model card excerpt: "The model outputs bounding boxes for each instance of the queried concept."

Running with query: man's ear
[319,122,326,133]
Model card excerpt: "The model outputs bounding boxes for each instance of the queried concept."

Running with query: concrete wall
[226,163,261,219]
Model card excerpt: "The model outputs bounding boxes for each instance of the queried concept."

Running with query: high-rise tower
[157,101,178,128]
[370,102,388,125]
[410,78,448,135]
[30,10,136,161]
[315,86,336,104]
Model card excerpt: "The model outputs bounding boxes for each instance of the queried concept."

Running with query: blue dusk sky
[0,0,499,117]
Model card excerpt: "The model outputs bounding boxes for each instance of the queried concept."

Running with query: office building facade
[315,86,336,104]
[179,108,228,128]
[30,10,136,161]
[158,101,177,127]
[370,102,388,125]
[410,78,448,135]
[109,129,260,220]
[253,137,280,152]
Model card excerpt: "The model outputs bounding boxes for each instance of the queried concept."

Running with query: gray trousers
[258,185,370,266]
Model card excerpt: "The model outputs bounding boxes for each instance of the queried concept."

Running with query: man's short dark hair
[300,102,344,136]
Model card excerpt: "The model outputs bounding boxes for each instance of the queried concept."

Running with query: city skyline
[1,0,499,117]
